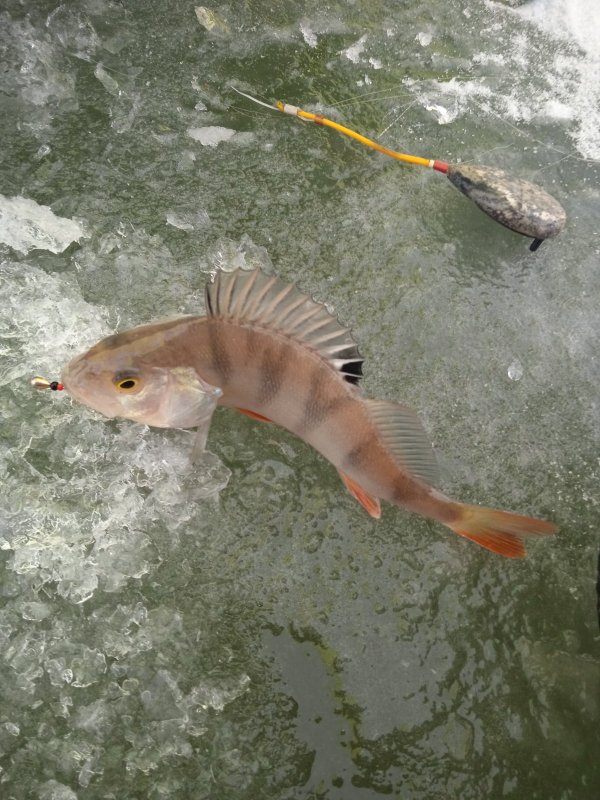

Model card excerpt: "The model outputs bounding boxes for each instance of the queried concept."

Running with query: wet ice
[1,0,599,797]
[0,195,88,254]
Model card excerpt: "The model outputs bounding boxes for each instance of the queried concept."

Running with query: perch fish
[61,268,557,557]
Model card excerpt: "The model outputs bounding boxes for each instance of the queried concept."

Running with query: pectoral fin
[338,470,381,519]
[159,367,222,430]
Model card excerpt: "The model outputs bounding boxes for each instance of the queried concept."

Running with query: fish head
[61,326,222,429]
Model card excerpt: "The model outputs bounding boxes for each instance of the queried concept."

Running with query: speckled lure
[233,89,566,251]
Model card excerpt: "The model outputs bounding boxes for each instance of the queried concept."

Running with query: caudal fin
[447,504,557,558]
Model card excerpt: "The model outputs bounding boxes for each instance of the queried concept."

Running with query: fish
[61,267,557,557]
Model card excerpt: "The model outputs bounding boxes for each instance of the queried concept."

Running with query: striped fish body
[178,316,446,519]
[61,268,557,557]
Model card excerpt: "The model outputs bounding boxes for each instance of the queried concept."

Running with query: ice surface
[516,0,600,159]
[402,0,600,159]
[1,1,598,798]
[0,195,88,254]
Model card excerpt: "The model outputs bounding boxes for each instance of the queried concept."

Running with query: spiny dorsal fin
[365,399,439,486]
[206,268,363,385]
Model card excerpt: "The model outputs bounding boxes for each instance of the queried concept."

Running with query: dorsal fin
[206,268,363,385]
[365,399,439,486]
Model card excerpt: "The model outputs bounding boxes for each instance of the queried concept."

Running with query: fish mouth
[60,355,86,398]
[60,356,117,418]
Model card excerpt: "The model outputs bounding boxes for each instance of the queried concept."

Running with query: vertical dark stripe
[257,337,289,405]
[299,367,354,434]
[342,438,373,470]
[207,321,232,383]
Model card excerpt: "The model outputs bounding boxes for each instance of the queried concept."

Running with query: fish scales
[203,318,431,514]
[60,267,558,558]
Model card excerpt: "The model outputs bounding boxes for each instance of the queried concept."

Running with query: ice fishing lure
[234,89,566,251]
[31,376,64,391]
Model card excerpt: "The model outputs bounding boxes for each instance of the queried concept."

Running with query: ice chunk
[195,6,229,33]
[73,699,111,737]
[508,359,524,381]
[3,721,20,736]
[125,719,193,774]
[140,670,183,720]
[93,63,140,133]
[19,601,52,621]
[71,647,107,688]
[207,233,273,275]
[1,15,78,132]
[45,5,100,61]
[0,195,88,254]
[165,209,211,231]
[187,674,251,712]
[44,658,74,687]
[341,34,367,63]
[94,63,121,97]
[300,23,318,47]
[186,126,236,146]
[37,781,78,800]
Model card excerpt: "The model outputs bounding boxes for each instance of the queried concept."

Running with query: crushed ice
[187,126,237,146]
[341,34,368,63]
[0,195,88,255]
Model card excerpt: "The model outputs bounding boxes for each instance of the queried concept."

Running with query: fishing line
[233,88,567,251]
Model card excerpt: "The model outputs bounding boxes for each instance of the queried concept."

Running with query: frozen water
[0,0,599,798]
[93,63,121,97]
[187,125,244,146]
[300,22,318,48]
[507,359,524,381]
[400,0,600,160]
[516,0,600,159]
[194,6,229,33]
[165,209,211,231]
[38,781,79,800]
[341,34,367,63]
[0,195,88,254]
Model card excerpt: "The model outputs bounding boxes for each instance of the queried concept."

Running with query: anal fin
[339,470,381,519]
[235,407,273,423]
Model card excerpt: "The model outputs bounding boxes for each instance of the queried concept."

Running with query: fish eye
[113,373,142,393]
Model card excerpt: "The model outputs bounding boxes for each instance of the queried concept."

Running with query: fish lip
[60,358,118,419]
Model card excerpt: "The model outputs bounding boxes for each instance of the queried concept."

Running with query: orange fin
[448,504,558,558]
[235,407,272,423]
[338,471,381,519]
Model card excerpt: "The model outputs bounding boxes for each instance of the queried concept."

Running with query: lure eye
[114,374,142,393]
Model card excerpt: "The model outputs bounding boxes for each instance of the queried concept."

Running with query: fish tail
[446,504,558,558]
